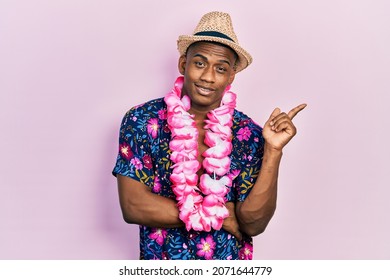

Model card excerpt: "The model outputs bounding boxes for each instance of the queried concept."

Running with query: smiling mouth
[195,84,215,95]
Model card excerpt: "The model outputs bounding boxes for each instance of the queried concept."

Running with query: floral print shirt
[112,97,264,260]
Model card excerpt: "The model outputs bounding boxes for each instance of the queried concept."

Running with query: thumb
[233,230,242,241]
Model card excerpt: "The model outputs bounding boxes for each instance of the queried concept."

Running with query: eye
[216,66,227,73]
[194,61,205,68]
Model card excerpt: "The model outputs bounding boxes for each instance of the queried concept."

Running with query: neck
[188,106,209,121]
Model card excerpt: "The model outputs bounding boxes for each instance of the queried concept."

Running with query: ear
[178,55,186,75]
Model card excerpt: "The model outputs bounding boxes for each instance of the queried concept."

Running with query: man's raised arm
[236,104,307,236]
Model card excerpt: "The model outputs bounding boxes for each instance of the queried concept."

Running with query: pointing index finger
[287,103,307,119]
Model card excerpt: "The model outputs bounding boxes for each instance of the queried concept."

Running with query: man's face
[178,42,237,112]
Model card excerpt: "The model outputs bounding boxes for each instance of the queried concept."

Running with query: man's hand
[222,202,242,241]
[262,104,307,151]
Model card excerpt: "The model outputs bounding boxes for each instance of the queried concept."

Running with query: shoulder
[121,98,166,121]
[127,97,166,115]
[231,109,264,150]
[118,98,166,131]
[233,109,263,132]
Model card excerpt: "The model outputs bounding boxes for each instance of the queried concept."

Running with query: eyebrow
[193,53,232,66]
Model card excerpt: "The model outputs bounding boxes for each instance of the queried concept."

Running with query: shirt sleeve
[232,118,264,202]
[112,107,155,188]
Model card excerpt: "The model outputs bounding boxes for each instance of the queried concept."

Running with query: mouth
[195,84,215,96]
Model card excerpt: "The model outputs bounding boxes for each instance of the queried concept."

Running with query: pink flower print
[148,228,167,246]
[142,154,153,169]
[147,118,159,139]
[228,169,240,180]
[237,127,251,141]
[188,233,198,240]
[119,143,133,160]
[239,242,253,260]
[196,235,216,260]
[163,123,170,133]
[239,119,250,126]
[152,176,161,193]
[130,158,143,170]
[162,251,168,260]
[158,109,167,120]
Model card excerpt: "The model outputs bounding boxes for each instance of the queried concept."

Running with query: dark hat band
[194,31,234,42]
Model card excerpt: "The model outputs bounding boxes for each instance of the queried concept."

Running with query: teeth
[197,85,213,94]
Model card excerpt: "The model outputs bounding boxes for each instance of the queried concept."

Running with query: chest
[195,123,208,177]
[195,120,208,154]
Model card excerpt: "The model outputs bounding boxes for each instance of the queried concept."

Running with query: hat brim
[177,35,252,73]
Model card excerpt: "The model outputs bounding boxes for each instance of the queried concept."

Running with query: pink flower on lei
[239,242,253,260]
[147,118,159,139]
[164,76,236,231]
[148,228,167,246]
[201,195,229,230]
[196,235,216,260]
[203,156,231,176]
[199,174,231,196]
[203,132,232,159]
[237,126,252,141]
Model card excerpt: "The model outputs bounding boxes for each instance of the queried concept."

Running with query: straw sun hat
[177,11,253,72]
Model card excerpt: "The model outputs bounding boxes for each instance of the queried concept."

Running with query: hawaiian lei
[164,76,236,232]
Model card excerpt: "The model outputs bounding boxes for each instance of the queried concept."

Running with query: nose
[200,66,215,83]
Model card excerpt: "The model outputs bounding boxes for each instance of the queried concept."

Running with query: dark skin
[178,42,242,239]
[117,42,241,239]
[117,41,306,240]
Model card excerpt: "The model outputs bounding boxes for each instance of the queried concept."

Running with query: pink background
[1,0,389,259]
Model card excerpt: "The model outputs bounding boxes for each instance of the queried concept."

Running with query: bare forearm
[237,103,306,236]
[118,175,184,228]
[236,145,282,236]
[122,192,183,228]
